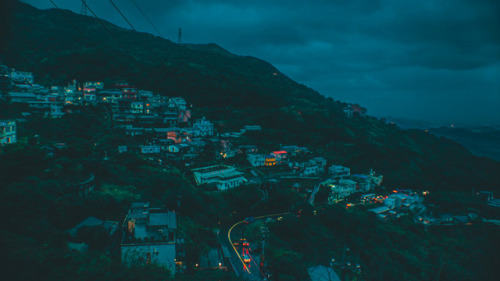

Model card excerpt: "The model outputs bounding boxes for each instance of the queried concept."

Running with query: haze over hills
[1,0,500,193]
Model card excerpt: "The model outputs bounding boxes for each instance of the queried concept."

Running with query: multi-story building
[247,153,266,167]
[324,178,358,204]
[328,165,351,179]
[10,69,33,84]
[0,120,16,145]
[192,117,214,136]
[192,165,246,190]
[121,202,177,275]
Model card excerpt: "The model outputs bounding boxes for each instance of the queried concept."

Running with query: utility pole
[80,0,87,16]
[178,27,182,43]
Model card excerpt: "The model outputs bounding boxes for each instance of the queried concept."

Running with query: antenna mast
[80,0,88,16]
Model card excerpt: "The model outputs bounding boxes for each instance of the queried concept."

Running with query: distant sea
[383,117,500,162]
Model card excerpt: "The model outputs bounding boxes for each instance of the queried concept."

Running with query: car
[244,217,255,224]
[265,217,274,223]
[243,254,251,263]
[277,216,283,221]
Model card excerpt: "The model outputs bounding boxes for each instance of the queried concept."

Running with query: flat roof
[149,212,177,229]
[131,202,150,208]
[369,206,390,214]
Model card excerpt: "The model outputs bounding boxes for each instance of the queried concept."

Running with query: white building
[83,81,104,89]
[247,153,266,167]
[192,117,214,136]
[131,101,144,114]
[0,120,16,145]
[243,125,261,131]
[324,179,358,203]
[121,202,177,275]
[192,165,247,190]
[328,165,351,179]
[169,97,187,110]
[10,69,33,84]
[302,164,319,176]
[141,145,161,154]
[310,157,327,172]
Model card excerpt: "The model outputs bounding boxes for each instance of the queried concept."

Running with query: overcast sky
[22,0,500,127]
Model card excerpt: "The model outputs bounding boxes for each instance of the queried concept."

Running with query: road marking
[227,212,290,275]
[228,220,251,274]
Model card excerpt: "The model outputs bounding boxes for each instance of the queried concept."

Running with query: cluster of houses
[320,166,383,203]
[368,190,425,221]
[121,202,179,275]
[66,202,179,276]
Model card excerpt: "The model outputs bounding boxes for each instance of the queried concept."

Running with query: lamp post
[330,246,361,281]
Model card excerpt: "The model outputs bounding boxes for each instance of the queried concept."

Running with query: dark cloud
[21,0,500,126]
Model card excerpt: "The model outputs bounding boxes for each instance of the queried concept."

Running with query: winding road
[219,213,288,280]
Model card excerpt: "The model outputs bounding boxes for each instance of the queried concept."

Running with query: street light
[330,245,361,280]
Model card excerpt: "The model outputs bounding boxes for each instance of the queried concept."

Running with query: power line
[79,0,111,33]
[80,0,87,15]
[131,0,162,37]
[108,0,136,31]
[48,0,59,9]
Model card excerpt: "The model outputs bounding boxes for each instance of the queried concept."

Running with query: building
[247,153,266,167]
[272,151,288,164]
[310,157,327,172]
[281,145,300,156]
[6,92,37,103]
[328,165,351,179]
[192,165,247,190]
[264,155,276,167]
[192,117,214,136]
[243,125,261,131]
[324,179,358,203]
[238,145,258,154]
[140,145,161,154]
[83,81,104,90]
[301,163,319,176]
[10,69,33,84]
[121,203,177,275]
[0,120,16,145]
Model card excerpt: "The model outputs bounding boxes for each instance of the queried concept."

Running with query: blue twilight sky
[21,0,500,127]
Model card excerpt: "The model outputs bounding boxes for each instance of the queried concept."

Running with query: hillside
[2,0,500,193]
[429,126,500,161]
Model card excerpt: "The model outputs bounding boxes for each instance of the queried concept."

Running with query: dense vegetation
[266,205,500,281]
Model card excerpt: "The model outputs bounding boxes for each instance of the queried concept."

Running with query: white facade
[192,165,247,190]
[247,153,266,167]
[0,120,16,145]
[328,165,351,179]
[10,69,33,84]
[131,101,144,114]
[141,145,161,154]
[302,164,319,176]
[122,244,176,274]
[193,117,214,136]
[121,203,177,275]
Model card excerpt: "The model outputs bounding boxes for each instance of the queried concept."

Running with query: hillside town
[1,64,498,280]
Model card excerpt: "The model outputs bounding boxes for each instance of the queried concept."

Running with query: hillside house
[192,165,246,190]
[121,203,177,275]
[328,165,351,179]
[272,151,288,164]
[247,153,266,167]
[0,120,16,145]
[192,117,214,136]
